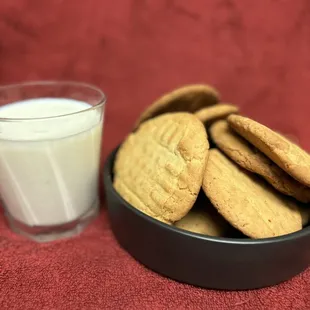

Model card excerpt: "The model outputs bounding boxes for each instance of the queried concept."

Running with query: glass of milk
[0,81,106,242]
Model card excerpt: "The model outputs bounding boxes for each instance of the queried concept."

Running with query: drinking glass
[0,81,106,242]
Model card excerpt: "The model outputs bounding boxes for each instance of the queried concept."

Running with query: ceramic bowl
[103,145,310,290]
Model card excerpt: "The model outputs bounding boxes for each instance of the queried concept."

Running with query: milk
[0,98,103,226]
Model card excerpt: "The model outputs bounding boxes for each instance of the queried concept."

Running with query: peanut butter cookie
[202,149,302,239]
[175,208,228,237]
[195,103,238,127]
[114,112,209,224]
[134,84,219,128]
[210,120,310,203]
[228,115,310,187]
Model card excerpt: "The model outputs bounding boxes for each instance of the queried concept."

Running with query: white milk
[0,98,103,226]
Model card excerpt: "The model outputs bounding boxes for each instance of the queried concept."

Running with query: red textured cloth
[1,0,310,309]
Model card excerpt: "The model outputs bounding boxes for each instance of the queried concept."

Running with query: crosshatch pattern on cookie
[114,113,208,223]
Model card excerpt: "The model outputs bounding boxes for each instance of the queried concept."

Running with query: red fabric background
[1,0,310,309]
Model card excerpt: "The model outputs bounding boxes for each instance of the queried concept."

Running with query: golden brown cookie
[209,120,310,203]
[202,149,302,239]
[195,103,239,126]
[227,115,310,187]
[134,84,219,128]
[114,112,209,224]
[175,208,228,236]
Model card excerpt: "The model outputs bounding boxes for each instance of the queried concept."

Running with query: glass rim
[0,80,106,122]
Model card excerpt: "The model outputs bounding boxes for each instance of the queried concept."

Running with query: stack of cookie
[113,84,310,239]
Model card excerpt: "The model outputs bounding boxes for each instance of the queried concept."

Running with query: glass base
[5,200,99,243]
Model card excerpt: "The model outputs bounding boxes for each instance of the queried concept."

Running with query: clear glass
[0,81,106,242]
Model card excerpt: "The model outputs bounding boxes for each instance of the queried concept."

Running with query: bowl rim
[104,145,310,245]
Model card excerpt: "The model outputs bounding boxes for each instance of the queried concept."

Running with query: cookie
[202,149,302,239]
[227,115,310,187]
[114,112,209,224]
[195,103,239,126]
[134,84,219,128]
[210,120,310,203]
[175,208,228,237]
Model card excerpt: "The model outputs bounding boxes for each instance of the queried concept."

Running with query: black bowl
[103,146,310,290]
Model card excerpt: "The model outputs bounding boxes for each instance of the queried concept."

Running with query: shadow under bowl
[103,145,310,290]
